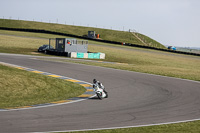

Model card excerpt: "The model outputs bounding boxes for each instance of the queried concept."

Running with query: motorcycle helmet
[93,79,97,84]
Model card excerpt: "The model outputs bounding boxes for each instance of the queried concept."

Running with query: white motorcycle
[94,85,108,100]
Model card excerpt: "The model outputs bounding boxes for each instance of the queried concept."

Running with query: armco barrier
[0,27,200,57]
[77,53,84,58]
[70,52,105,59]
[88,53,100,59]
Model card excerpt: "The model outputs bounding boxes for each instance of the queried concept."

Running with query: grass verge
[41,44,200,82]
[0,33,48,55]
[0,64,85,108]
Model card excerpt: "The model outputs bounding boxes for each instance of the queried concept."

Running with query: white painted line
[33,118,200,133]
[1,95,96,112]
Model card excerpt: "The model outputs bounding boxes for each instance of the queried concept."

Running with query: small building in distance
[55,38,88,53]
[47,38,105,59]
[88,31,100,39]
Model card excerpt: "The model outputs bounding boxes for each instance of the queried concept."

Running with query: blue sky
[1,0,200,47]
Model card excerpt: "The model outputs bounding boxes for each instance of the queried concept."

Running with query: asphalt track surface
[0,53,200,133]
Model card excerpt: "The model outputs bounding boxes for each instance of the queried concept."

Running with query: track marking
[77,94,94,98]
[65,79,81,82]
[47,75,62,78]
[15,67,25,69]
[80,84,92,87]
[31,71,44,74]
[86,89,94,92]
[0,61,96,111]
[50,100,72,104]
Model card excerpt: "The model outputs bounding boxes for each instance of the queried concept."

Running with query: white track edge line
[33,118,200,133]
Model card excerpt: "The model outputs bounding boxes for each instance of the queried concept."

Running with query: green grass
[0,64,85,108]
[0,29,72,55]
[42,44,200,82]
[0,19,166,49]
[1,31,200,82]
[0,34,47,55]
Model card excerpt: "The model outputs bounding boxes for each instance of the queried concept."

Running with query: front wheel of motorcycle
[104,91,108,98]
[97,93,102,100]
[105,93,108,98]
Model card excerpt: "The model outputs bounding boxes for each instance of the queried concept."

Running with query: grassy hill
[0,19,165,49]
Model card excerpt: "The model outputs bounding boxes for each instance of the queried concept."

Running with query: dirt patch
[31,52,40,54]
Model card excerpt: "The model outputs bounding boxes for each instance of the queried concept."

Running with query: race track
[0,53,200,133]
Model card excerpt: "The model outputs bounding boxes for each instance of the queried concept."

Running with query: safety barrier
[0,27,200,57]
[70,52,105,59]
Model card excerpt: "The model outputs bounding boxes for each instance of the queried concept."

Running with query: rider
[93,79,108,97]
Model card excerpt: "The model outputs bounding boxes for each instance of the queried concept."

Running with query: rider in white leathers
[93,79,108,97]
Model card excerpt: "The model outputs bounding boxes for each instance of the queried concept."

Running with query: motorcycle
[94,85,108,100]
